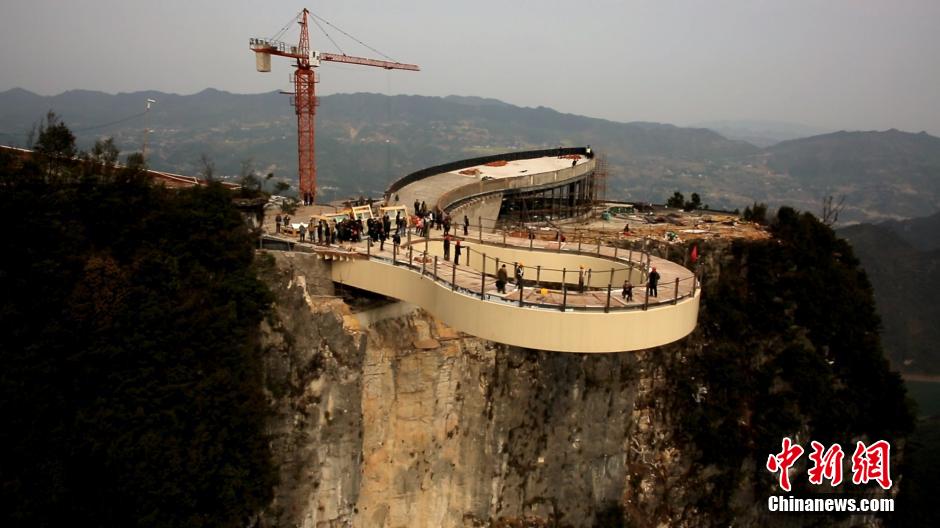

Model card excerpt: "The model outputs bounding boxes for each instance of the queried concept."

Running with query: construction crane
[249,9,419,205]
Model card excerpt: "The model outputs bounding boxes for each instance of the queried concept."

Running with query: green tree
[125,151,146,171]
[90,137,120,167]
[199,153,215,181]
[669,208,913,519]
[742,202,768,224]
[273,180,291,195]
[1,134,276,526]
[34,111,76,159]
[666,191,685,208]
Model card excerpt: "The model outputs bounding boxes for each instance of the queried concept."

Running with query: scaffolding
[495,170,597,226]
[594,153,608,208]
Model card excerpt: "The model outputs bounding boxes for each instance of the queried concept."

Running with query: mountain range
[2,88,939,222]
[840,211,940,376]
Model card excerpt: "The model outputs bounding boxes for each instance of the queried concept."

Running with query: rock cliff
[256,217,909,528]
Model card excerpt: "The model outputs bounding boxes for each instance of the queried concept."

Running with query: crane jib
[249,10,419,202]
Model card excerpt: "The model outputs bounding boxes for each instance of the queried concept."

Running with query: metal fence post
[452,261,457,290]
[597,239,601,254]
[422,250,427,276]
[434,256,438,280]
[561,268,567,311]
[478,217,483,242]
[536,265,541,288]
[614,246,618,259]
[673,277,679,305]
[408,244,413,264]
[393,243,397,265]
[519,278,524,307]
[481,253,486,299]
[605,283,612,313]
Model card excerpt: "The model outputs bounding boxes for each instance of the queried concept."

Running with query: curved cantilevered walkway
[273,149,700,353]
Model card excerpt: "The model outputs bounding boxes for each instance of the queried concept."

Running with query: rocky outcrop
[258,252,365,527]
[256,240,899,527]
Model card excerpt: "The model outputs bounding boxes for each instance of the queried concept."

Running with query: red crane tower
[250,9,419,204]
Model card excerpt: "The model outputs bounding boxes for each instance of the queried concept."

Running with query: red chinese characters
[766,437,804,492]
[807,441,844,486]
[766,438,894,491]
[851,440,892,490]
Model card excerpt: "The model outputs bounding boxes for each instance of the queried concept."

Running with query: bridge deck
[272,228,699,352]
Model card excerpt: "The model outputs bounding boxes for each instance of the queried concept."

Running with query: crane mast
[250,9,419,204]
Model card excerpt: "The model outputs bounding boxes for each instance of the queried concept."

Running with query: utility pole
[142,98,156,162]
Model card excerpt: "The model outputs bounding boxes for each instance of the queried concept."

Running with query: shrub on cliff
[0,150,275,526]
[671,206,914,518]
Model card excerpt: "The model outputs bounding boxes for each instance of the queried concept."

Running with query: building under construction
[386,147,605,230]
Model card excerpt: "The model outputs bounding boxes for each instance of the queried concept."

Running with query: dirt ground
[510,207,771,246]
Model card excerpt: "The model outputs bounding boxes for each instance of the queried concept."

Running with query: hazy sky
[2,0,939,134]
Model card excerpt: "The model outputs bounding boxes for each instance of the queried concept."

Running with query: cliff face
[256,218,909,528]
[257,251,663,527]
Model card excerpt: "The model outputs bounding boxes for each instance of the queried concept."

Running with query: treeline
[0,119,275,526]
[668,207,914,520]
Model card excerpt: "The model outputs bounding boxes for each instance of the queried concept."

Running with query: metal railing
[359,239,698,313]
[265,225,700,313]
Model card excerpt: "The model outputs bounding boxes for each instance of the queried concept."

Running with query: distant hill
[877,210,940,252]
[766,130,940,221]
[694,119,830,148]
[0,88,757,201]
[2,88,940,222]
[840,215,940,376]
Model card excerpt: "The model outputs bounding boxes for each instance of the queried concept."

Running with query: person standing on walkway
[275,214,282,233]
[298,223,307,242]
[578,266,585,293]
[414,199,421,216]
[463,214,469,236]
[443,235,451,261]
[622,279,633,301]
[514,262,525,288]
[453,239,462,265]
[647,267,660,298]
[496,264,508,294]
